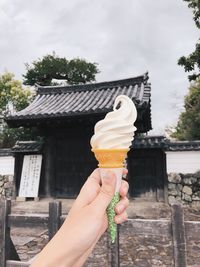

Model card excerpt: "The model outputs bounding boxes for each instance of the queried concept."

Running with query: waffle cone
[92,148,129,168]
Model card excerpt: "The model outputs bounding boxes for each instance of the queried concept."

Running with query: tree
[0,72,33,113]
[0,72,34,148]
[23,53,99,86]
[178,0,200,81]
[172,78,200,140]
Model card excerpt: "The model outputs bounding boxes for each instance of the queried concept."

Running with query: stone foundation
[168,171,200,206]
[0,174,14,198]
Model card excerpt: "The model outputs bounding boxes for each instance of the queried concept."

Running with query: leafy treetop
[0,72,34,148]
[172,78,200,140]
[0,72,33,115]
[23,53,99,86]
[178,0,200,81]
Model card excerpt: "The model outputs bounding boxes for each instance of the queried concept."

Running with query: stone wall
[168,171,200,206]
[0,174,14,198]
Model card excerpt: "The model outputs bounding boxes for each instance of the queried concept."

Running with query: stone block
[193,170,200,179]
[169,190,178,196]
[4,181,13,189]
[192,195,200,201]
[183,177,197,185]
[194,191,200,197]
[168,183,176,190]
[3,175,9,182]
[0,181,4,187]
[168,173,181,183]
[182,193,192,202]
[0,175,3,181]
[182,186,192,195]
[175,196,182,202]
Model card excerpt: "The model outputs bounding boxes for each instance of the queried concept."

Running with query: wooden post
[0,200,20,267]
[48,201,62,240]
[171,204,187,267]
[1,199,11,267]
[108,226,120,267]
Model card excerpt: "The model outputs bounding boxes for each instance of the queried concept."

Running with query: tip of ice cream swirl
[90,95,137,149]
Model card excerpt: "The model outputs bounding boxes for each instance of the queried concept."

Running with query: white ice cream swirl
[90,95,137,149]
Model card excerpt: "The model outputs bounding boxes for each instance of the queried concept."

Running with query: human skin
[30,169,129,267]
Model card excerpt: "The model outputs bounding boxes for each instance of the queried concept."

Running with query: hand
[68,168,129,267]
[30,169,129,267]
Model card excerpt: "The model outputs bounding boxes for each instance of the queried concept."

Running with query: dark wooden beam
[48,201,62,240]
[8,214,48,228]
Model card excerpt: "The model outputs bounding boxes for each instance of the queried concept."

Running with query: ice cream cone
[92,148,129,243]
[92,148,129,168]
[90,95,137,243]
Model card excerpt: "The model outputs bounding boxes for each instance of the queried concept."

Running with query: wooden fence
[0,199,192,267]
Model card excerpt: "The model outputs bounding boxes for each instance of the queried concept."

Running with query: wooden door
[54,127,96,198]
[128,149,166,201]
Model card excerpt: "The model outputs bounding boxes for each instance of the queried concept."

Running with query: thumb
[91,171,116,214]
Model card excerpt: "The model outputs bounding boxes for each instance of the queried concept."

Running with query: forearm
[30,224,79,267]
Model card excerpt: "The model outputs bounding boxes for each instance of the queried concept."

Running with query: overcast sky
[0,0,199,134]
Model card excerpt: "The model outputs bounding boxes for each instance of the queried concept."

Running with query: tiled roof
[167,140,200,151]
[0,149,12,157]
[12,141,43,153]
[132,135,168,149]
[131,136,200,151]
[10,137,200,154]
[6,73,152,132]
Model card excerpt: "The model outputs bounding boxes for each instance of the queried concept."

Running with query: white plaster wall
[166,151,200,173]
[0,156,14,175]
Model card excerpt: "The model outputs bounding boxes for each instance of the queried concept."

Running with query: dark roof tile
[12,141,43,153]
[167,140,200,151]
[0,149,12,157]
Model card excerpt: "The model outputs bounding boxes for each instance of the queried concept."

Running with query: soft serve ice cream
[90,95,137,149]
[90,95,137,243]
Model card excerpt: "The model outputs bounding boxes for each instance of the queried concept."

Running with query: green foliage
[0,72,34,148]
[172,78,200,140]
[0,126,35,148]
[178,0,200,81]
[23,52,99,86]
[0,72,33,114]
[183,0,200,28]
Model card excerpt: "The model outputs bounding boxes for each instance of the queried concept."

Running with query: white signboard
[19,155,42,197]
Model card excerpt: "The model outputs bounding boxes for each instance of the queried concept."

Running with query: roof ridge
[37,72,148,95]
